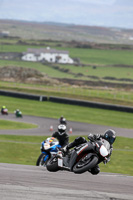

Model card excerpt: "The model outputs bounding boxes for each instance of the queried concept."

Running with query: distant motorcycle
[36,137,61,166]
[15,111,23,118]
[59,117,67,125]
[46,136,110,174]
[1,108,8,115]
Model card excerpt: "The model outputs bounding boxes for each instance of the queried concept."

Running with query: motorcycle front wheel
[73,155,98,174]
[46,156,59,172]
[36,153,48,166]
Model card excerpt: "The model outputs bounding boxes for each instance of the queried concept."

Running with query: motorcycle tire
[73,155,98,174]
[36,153,48,166]
[46,156,59,172]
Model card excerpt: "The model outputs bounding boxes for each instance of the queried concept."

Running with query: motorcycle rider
[52,124,69,148]
[59,116,67,125]
[14,109,22,117]
[59,116,64,122]
[1,105,7,114]
[63,129,116,175]
[14,109,19,114]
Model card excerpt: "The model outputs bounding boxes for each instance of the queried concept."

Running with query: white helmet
[58,124,66,135]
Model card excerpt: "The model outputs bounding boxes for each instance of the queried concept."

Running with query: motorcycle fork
[42,151,49,162]
[69,151,78,171]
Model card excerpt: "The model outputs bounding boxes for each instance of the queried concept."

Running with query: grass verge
[0,119,37,129]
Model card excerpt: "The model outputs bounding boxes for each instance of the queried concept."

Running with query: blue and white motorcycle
[36,137,61,166]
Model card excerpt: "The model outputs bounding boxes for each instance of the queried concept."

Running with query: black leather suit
[52,131,69,147]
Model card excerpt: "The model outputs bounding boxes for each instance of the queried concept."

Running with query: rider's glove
[88,133,100,141]
[88,133,94,141]
[109,148,113,155]
[88,133,93,137]
[62,146,68,152]
[103,160,107,165]
[94,134,101,140]
[103,157,110,165]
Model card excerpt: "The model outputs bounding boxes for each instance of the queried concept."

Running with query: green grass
[100,137,133,175]
[59,64,133,79]
[0,60,74,79]
[0,119,37,129]
[0,95,133,129]
[0,135,132,176]
[1,80,133,107]
[1,40,133,88]
[1,56,133,81]
[1,44,133,65]
[60,47,133,66]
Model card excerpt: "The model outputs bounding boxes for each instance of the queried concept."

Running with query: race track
[0,113,133,138]
[0,113,133,200]
[0,163,132,200]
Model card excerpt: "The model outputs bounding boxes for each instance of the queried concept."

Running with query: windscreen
[102,139,110,151]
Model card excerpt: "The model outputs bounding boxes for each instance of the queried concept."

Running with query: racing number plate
[58,158,63,167]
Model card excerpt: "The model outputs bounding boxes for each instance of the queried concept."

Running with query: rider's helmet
[58,124,66,135]
[2,106,6,109]
[103,129,116,145]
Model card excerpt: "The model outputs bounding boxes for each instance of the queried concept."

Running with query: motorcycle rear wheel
[46,157,59,172]
[36,153,48,166]
[73,155,98,174]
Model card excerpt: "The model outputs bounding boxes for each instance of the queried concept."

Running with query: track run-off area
[0,114,133,200]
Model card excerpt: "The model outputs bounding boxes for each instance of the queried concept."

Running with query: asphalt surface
[0,163,133,200]
[0,113,133,200]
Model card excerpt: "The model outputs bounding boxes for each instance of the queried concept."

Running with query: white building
[22,47,74,64]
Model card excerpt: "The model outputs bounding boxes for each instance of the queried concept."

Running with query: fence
[0,90,133,113]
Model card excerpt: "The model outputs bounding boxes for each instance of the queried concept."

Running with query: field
[0,36,133,176]
[1,44,133,66]
[1,39,133,106]
[1,38,133,87]
[1,59,133,81]
[1,19,133,44]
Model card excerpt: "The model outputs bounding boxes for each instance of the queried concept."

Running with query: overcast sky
[0,0,133,29]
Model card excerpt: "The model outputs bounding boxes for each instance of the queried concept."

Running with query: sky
[0,0,133,29]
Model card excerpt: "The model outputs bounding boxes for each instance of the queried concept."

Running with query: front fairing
[102,139,110,152]
[50,144,61,152]
[41,141,61,153]
[41,141,45,152]
[94,139,110,162]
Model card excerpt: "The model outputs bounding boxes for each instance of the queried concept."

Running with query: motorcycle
[59,117,67,125]
[1,108,8,115]
[15,111,23,118]
[36,137,61,166]
[46,136,110,174]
